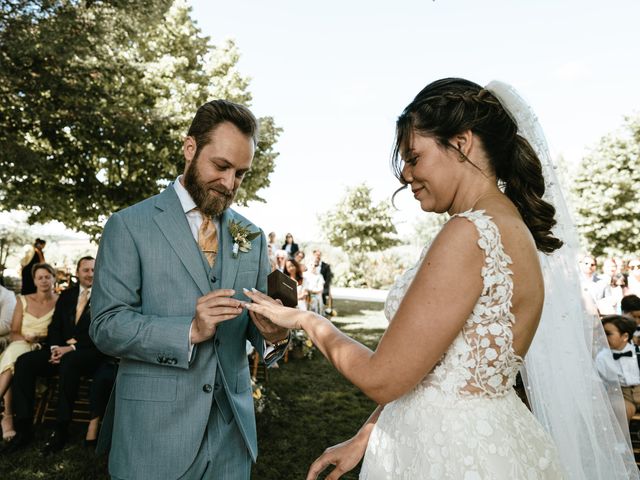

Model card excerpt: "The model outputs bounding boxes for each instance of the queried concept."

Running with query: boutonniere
[228,220,261,258]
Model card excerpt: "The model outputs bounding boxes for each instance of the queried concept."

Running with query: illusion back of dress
[385,210,522,399]
[361,210,564,479]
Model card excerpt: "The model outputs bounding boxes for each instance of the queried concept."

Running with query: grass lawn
[0,300,385,479]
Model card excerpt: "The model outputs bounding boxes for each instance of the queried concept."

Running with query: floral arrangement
[289,330,314,359]
[228,220,261,258]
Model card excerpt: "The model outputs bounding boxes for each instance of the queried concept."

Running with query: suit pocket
[235,370,252,393]
[117,374,177,402]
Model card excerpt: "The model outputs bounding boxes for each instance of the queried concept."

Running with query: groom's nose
[218,170,235,191]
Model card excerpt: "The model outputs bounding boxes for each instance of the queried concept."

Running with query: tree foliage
[320,184,399,287]
[412,213,449,248]
[321,184,399,253]
[0,0,281,238]
[573,115,640,257]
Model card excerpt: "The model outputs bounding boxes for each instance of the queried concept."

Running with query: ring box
[267,270,298,308]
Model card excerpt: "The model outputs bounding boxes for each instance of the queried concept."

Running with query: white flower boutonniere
[228,220,261,258]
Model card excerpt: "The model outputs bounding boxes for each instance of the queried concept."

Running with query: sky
[6,0,639,247]
[188,0,640,242]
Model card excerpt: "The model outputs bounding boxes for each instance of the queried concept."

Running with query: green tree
[573,115,640,257]
[412,213,449,247]
[0,0,280,239]
[321,184,399,287]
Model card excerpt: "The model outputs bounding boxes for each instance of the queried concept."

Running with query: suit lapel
[153,187,210,295]
[220,209,240,290]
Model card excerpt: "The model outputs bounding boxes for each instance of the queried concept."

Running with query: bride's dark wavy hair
[392,78,562,254]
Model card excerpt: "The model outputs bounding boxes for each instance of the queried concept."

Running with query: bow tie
[613,351,633,360]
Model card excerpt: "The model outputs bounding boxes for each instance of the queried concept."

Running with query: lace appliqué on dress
[362,210,564,479]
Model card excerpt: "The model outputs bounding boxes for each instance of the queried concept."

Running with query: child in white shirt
[596,315,640,421]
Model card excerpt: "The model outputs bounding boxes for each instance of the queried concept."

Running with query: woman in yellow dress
[0,263,58,441]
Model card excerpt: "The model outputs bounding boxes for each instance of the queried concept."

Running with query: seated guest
[295,250,307,272]
[0,263,57,441]
[85,357,118,447]
[580,255,607,303]
[313,249,333,311]
[285,258,307,311]
[282,233,299,258]
[274,249,287,273]
[267,232,278,263]
[628,258,640,296]
[303,263,324,314]
[598,273,629,315]
[19,239,46,295]
[622,294,640,326]
[2,256,103,454]
[595,315,640,421]
[0,284,17,352]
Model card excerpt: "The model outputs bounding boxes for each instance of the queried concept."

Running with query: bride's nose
[401,163,413,183]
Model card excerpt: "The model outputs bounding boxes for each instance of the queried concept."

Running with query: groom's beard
[184,156,236,217]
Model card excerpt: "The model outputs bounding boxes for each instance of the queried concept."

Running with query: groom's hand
[190,289,243,344]
[249,305,290,344]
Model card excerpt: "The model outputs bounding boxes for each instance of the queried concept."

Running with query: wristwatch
[264,333,291,363]
[268,335,290,349]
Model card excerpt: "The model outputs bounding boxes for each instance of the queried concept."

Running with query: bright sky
[190,0,640,242]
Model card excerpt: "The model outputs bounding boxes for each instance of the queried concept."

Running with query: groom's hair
[187,99,259,160]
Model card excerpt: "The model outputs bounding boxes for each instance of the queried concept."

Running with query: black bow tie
[613,351,633,360]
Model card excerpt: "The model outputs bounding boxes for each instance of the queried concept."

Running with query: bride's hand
[242,288,305,330]
[306,434,369,480]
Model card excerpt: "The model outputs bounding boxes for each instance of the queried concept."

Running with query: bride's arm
[245,218,484,405]
[306,405,383,480]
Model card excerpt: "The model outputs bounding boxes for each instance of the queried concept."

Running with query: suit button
[169,358,177,365]
[211,276,217,283]
[203,384,213,393]
[157,355,164,363]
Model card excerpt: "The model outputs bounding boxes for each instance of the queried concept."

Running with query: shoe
[41,430,67,456]
[0,430,33,454]
[1,414,16,441]
[83,438,98,448]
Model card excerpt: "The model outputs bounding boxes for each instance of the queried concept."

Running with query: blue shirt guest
[89,100,290,480]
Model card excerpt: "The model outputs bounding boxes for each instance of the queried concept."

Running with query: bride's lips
[412,187,424,198]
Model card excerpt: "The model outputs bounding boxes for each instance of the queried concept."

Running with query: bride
[245,78,638,479]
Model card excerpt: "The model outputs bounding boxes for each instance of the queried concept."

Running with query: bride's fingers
[242,288,273,303]
[326,467,346,480]
[306,457,332,480]
[244,302,271,317]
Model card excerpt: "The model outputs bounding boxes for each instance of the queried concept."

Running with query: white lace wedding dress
[360,210,565,479]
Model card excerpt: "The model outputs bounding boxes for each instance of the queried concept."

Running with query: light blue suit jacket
[90,185,275,479]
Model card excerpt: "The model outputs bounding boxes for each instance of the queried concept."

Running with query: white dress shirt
[173,175,220,242]
[173,177,273,356]
[595,342,640,387]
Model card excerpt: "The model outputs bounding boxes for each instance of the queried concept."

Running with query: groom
[90,100,290,479]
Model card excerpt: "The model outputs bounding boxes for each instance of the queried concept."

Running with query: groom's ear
[183,136,197,170]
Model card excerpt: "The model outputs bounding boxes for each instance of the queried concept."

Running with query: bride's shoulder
[427,215,487,260]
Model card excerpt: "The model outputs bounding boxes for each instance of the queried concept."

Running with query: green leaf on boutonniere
[228,220,260,257]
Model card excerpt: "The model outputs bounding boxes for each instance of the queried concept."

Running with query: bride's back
[477,196,545,359]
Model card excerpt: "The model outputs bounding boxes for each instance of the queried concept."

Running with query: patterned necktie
[76,288,90,324]
[198,213,218,267]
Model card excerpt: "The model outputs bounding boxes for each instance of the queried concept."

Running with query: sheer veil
[485,81,639,479]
